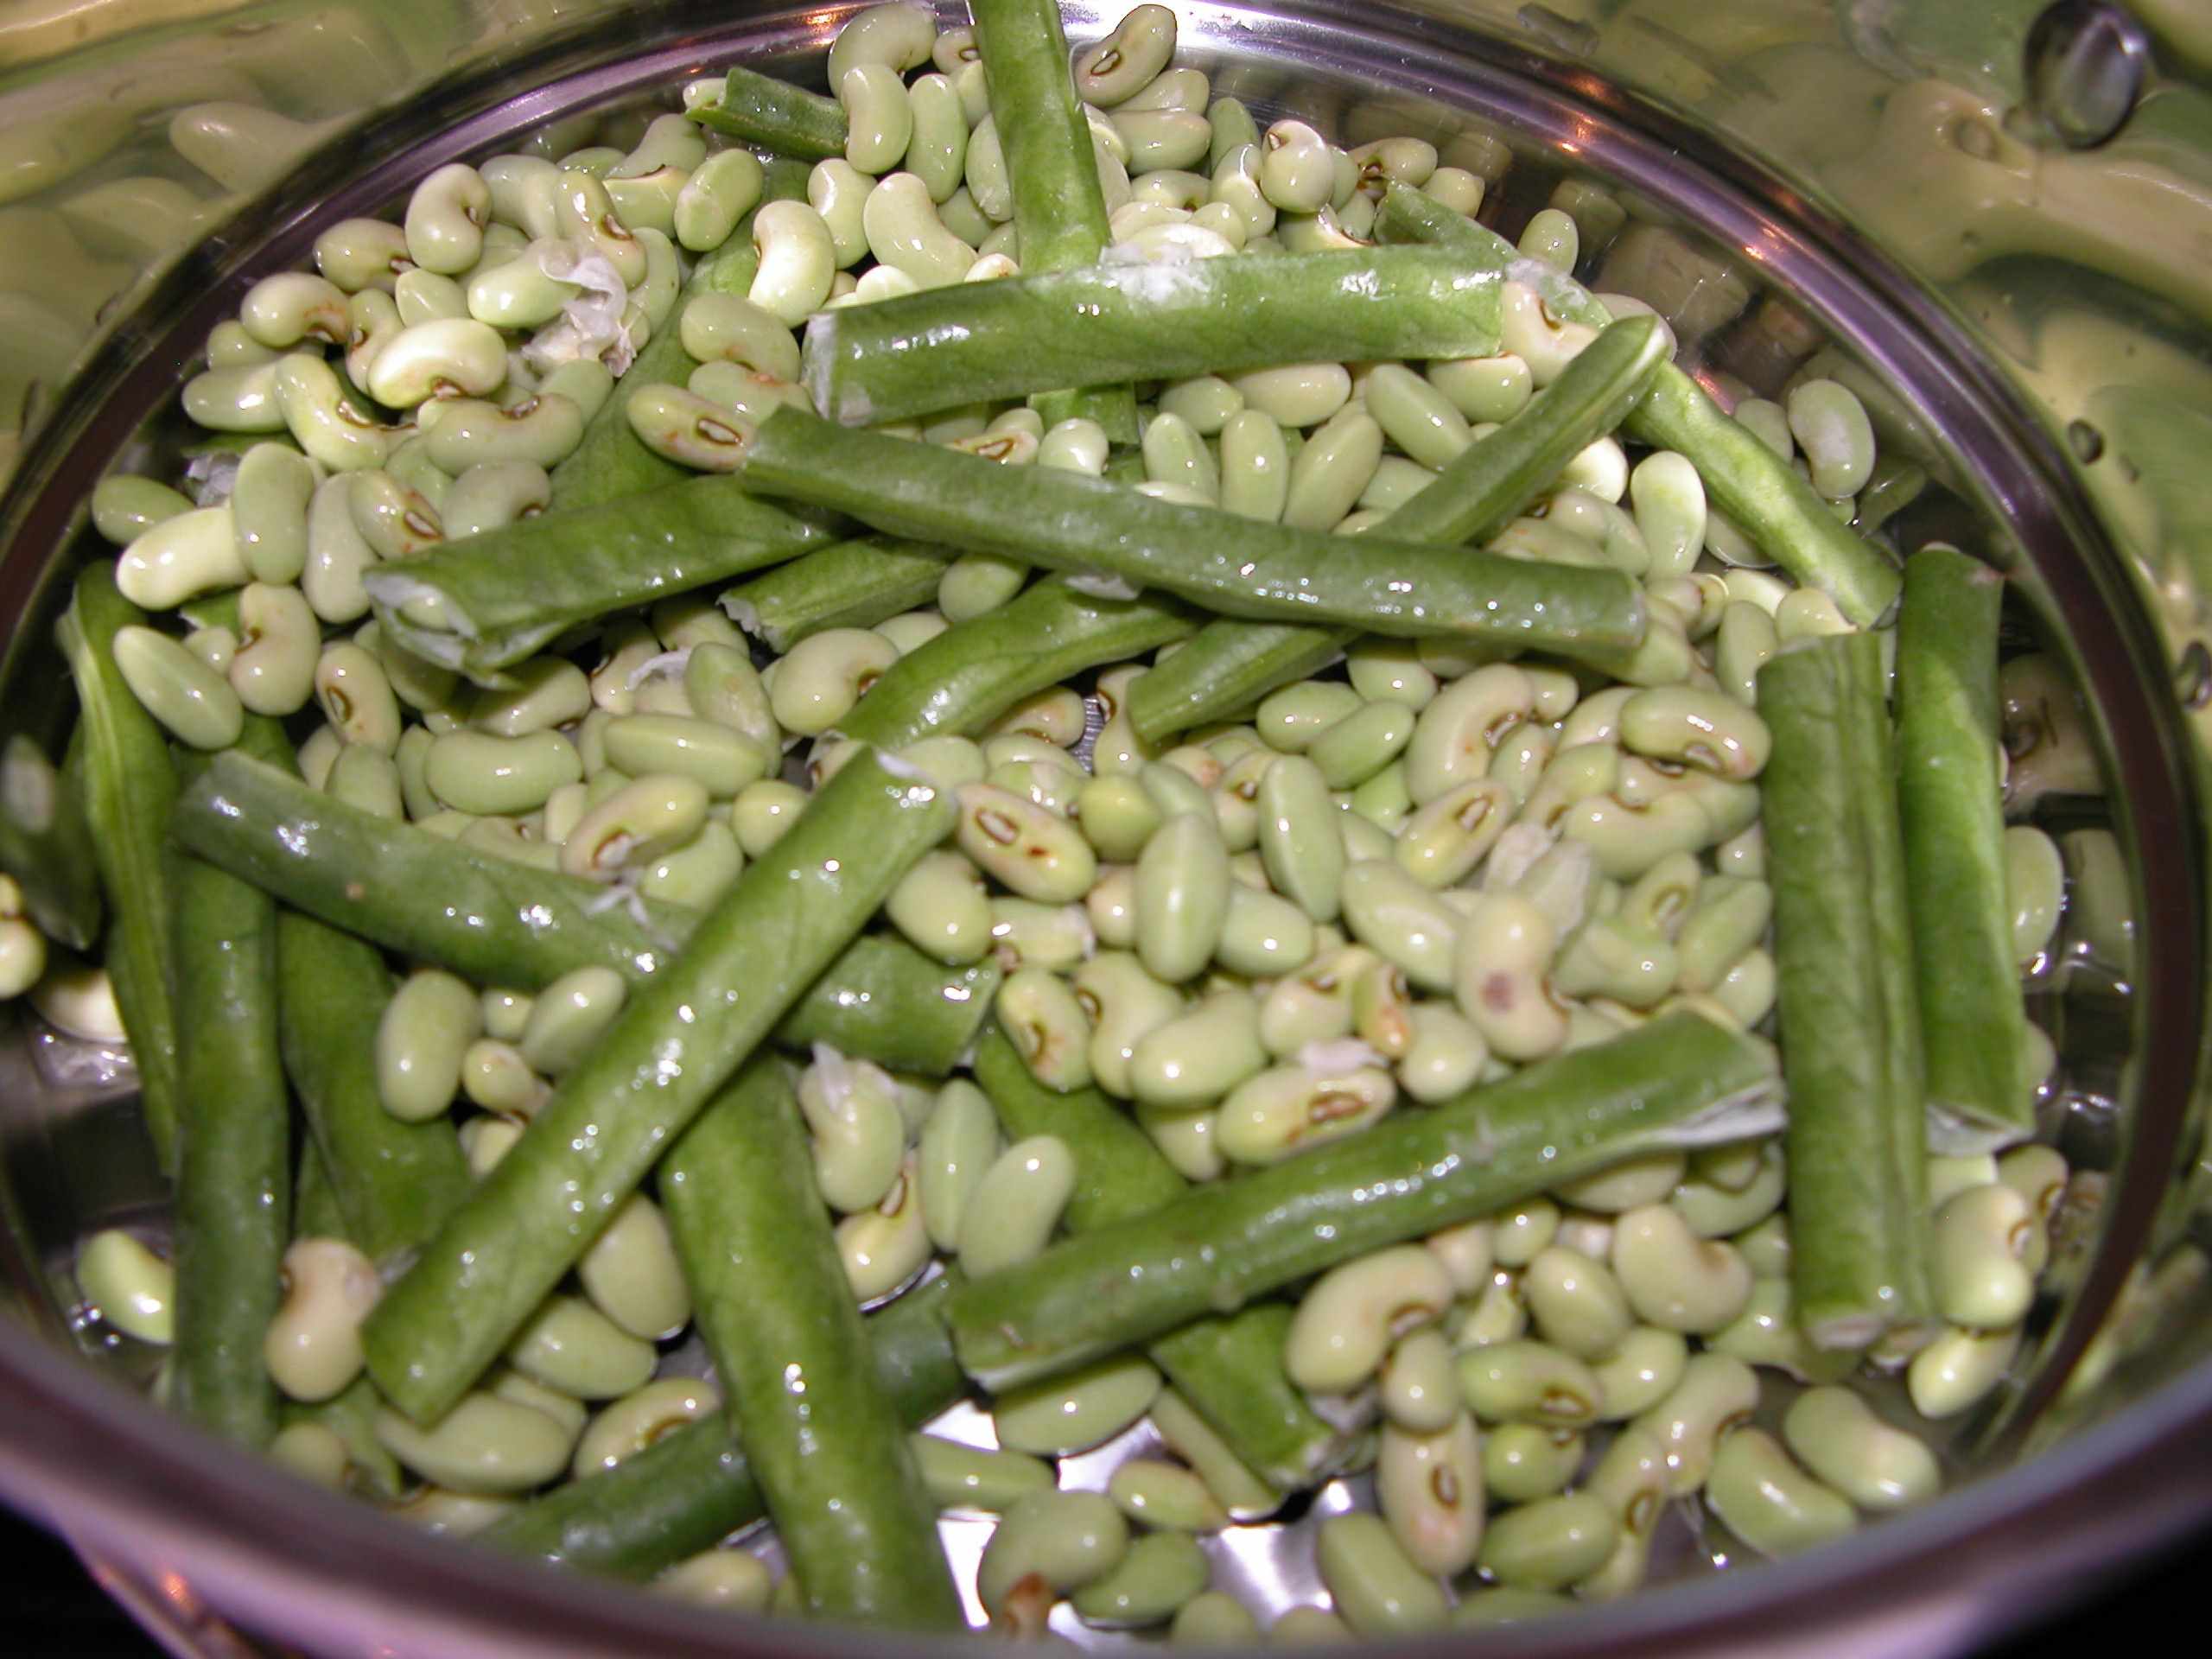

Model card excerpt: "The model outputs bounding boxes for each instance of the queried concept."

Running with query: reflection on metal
[2024,0,2152,149]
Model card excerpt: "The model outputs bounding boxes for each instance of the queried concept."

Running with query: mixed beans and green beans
[17,0,2110,1637]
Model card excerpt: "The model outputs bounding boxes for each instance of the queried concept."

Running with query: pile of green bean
[18,0,2111,1640]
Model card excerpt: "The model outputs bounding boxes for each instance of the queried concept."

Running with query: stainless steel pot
[2,2,2209,1652]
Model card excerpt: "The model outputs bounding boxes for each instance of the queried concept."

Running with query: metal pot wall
[1,2,2209,1652]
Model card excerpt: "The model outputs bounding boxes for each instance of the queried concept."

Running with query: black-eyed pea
[1710,944,1777,1028]
[833,1152,931,1303]
[958,780,1099,905]
[1619,684,1771,781]
[1450,1268,1529,1350]
[1550,1152,1686,1217]
[1313,1510,1448,1637]
[1575,1422,1669,1601]
[1173,1590,1262,1645]
[269,1421,353,1490]
[1610,1203,1753,1333]
[1128,990,1266,1109]
[977,1487,1130,1630]
[263,1236,379,1402]
[1705,1427,1857,1558]
[111,625,244,751]
[1216,1060,1395,1165]
[1074,949,1185,1098]
[887,849,992,966]
[988,896,1096,973]
[895,733,985,791]
[375,967,482,1122]
[1257,943,1371,1056]
[1376,1325,1460,1434]
[275,353,406,474]
[649,1548,772,1611]
[1071,1530,1211,1630]
[1480,1421,1582,1504]
[1476,1491,1618,1591]
[1219,882,1316,978]
[1108,1458,1230,1533]
[1340,859,1459,992]
[1454,1337,1602,1428]
[1397,1003,1488,1103]
[1522,1245,1636,1360]
[1707,1279,1857,1384]
[373,1389,572,1496]
[1452,891,1567,1061]
[797,1046,907,1216]
[1559,789,1714,881]
[999,964,1096,1093]
[957,1135,1076,1277]
[995,1350,1161,1458]
[460,1112,525,1177]
[1930,1182,2040,1329]
[910,1433,1056,1515]
[1423,1219,1493,1295]
[116,503,247,611]
[573,1192,687,1343]
[1350,957,1415,1059]
[1490,1198,1560,1269]
[1587,1325,1688,1421]
[1285,1245,1453,1394]
[1671,1140,1785,1237]
[1996,1142,2069,1249]
[560,772,711,880]
[1630,1351,1759,1495]
[1782,1385,1941,1513]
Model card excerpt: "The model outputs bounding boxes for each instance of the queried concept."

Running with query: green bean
[363,749,953,1421]
[481,1274,961,1577]
[802,245,1505,424]
[1382,315,1669,546]
[1759,632,1931,1348]
[168,721,293,1449]
[721,536,949,652]
[946,1011,1779,1389]
[0,734,102,952]
[1374,182,1901,625]
[841,576,1193,750]
[1895,545,2027,1152]
[685,63,848,160]
[57,565,184,1169]
[970,0,1140,438]
[366,477,839,682]
[738,406,1642,651]
[663,1061,963,1629]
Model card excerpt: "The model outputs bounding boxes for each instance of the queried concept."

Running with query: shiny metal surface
[1,2,2210,1654]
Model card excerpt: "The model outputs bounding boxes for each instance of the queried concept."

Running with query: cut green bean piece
[946,1011,1780,1389]
[841,577,1195,750]
[1758,632,1931,1348]
[276,912,470,1268]
[1374,182,1900,625]
[363,749,954,1421]
[664,1062,963,1630]
[173,753,995,1075]
[686,64,849,161]
[365,478,842,683]
[801,247,1503,425]
[740,408,1643,651]
[0,734,102,952]
[721,536,950,652]
[480,1274,960,1578]
[57,564,183,1170]
[168,721,293,1451]
[1896,545,2027,1153]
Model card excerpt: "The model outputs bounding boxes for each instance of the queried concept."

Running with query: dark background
[0,1503,2199,1656]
